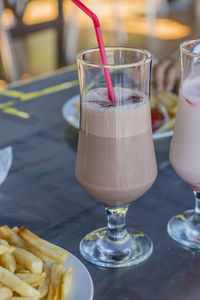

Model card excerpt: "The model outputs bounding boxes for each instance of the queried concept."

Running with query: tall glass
[168,39,200,249]
[76,47,157,268]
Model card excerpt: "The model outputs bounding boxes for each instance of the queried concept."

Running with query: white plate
[62,95,173,140]
[64,251,93,300]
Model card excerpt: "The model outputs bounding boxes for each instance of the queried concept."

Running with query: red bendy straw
[71,0,115,103]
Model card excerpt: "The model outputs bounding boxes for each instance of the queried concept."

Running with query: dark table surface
[1,67,200,300]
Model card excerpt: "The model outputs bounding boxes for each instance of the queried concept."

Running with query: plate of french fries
[0,225,93,300]
[62,91,178,139]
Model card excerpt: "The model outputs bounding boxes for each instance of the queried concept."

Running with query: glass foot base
[79,227,153,268]
[168,210,200,249]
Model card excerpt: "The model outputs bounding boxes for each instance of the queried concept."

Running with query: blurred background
[0,0,199,87]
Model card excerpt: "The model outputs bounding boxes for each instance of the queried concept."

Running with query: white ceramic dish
[62,95,173,140]
[64,251,93,300]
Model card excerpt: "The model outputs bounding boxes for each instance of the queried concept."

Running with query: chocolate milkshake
[170,76,200,191]
[76,87,157,207]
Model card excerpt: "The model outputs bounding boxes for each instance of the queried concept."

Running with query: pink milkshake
[170,76,200,191]
[76,87,157,207]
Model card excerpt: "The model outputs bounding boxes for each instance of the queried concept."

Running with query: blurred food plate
[62,92,178,139]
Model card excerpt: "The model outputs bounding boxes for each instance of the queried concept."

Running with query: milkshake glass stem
[194,191,200,215]
[105,206,128,242]
[193,191,200,224]
[79,203,153,268]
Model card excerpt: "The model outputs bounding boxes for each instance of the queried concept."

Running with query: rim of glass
[180,39,200,58]
[76,47,152,69]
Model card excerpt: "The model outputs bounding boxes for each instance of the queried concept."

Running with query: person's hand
[153,57,180,93]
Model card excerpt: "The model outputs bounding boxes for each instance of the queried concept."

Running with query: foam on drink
[81,87,151,138]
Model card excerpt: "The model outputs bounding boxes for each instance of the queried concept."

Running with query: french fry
[0,251,16,273]
[7,228,50,262]
[16,272,46,287]
[0,266,40,297]
[168,105,178,117]
[0,283,12,299]
[157,92,177,112]
[0,239,16,273]
[12,226,19,233]
[30,247,51,263]
[13,247,43,274]
[0,239,14,255]
[47,263,64,300]
[61,266,73,300]
[0,225,27,248]
[8,229,50,263]
[19,227,68,264]
[38,266,51,299]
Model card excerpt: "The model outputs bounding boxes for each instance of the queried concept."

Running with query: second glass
[168,39,200,249]
[76,47,157,268]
